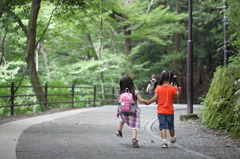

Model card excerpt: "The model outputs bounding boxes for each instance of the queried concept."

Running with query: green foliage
[228,54,240,68]
[227,0,240,53]
[201,66,240,138]
[198,0,240,65]
[0,61,26,83]
[1,0,239,117]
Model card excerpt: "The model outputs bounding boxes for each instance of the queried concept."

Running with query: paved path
[0,105,239,159]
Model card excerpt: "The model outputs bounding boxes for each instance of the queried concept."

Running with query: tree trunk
[108,27,117,54]
[174,0,180,53]
[124,26,131,56]
[0,38,3,66]
[36,43,40,72]
[174,33,180,53]
[124,0,132,56]
[86,34,98,60]
[25,0,47,109]
[39,43,51,74]
[0,26,7,66]
[197,56,203,85]
[100,72,105,102]
[174,0,181,70]
[98,16,106,101]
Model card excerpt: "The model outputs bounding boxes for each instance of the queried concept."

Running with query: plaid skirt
[120,112,140,130]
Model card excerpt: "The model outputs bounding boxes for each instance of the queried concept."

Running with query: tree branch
[126,0,155,32]
[2,7,28,36]
[109,10,127,22]
[36,6,58,48]
[146,0,155,14]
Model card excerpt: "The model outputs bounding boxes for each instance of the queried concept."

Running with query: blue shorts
[158,114,174,130]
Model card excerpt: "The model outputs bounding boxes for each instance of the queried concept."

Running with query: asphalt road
[14,105,205,159]
[2,105,238,159]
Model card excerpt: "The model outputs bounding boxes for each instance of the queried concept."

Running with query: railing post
[112,86,115,105]
[93,85,96,107]
[45,82,48,110]
[72,83,75,108]
[10,81,14,116]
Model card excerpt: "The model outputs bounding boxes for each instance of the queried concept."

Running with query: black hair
[119,76,136,100]
[159,70,179,87]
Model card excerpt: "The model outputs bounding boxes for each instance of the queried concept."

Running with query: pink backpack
[118,89,136,115]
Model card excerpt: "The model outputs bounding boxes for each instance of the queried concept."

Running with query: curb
[144,111,216,159]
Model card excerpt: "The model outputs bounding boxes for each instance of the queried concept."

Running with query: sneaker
[132,139,139,148]
[170,137,176,143]
[161,142,168,148]
[115,130,122,137]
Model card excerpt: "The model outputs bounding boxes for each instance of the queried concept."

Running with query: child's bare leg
[132,129,137,139]
[118,121,124,131]
[161,129,168,148]
[169,129,176,143]
[161,129,167,139]
[116,121,124,137]
[132,129,139,148]
[169,129,175,137]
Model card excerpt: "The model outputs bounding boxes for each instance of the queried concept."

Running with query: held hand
[177,87,182,92]
[142,100,148,105]
[146,101,149,105]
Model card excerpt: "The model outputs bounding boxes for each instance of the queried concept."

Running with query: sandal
[115,130,123,137]
[132,139,139,148]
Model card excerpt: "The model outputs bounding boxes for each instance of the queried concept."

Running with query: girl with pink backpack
[115,76,147,148]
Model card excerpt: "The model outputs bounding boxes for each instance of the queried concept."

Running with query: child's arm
[173,87,182,100]
[136,93,148,104]
[147,93,158,105]
[116,105,120,118]
[146,83,150,93]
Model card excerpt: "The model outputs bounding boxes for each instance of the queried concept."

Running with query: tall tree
[0,0,87,107]
[0,0,48,107]
[25,0,48,106]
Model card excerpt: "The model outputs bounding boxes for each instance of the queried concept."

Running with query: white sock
[162,139,167,143]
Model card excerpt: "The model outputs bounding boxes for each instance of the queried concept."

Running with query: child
[147,70,181,148]
[116,76,147,148]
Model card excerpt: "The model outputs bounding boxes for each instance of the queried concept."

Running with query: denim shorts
[158,114,174,130]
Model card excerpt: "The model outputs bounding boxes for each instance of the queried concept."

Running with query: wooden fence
[0,82,184,116]
[0,82,126,116]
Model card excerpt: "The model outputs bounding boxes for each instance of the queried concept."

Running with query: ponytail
[172,74,179,87]
[159,70,180,87]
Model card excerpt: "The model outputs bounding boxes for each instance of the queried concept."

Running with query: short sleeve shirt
[154,85,177,114]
